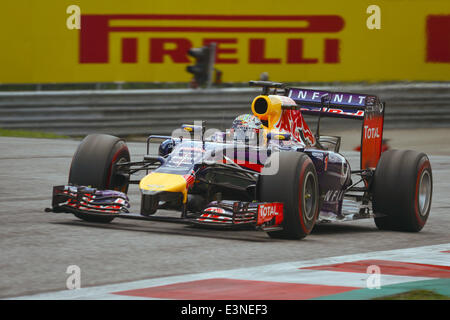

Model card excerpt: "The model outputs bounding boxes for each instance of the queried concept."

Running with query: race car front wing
[47,185,284,231]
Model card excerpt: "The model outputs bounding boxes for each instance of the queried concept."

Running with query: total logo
[364,125,380,140]
[258,204,281,219]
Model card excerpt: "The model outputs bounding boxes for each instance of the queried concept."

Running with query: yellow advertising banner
[1,0,449,83]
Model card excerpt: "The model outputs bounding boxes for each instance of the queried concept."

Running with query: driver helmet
[230,114,263,142]
[158,139,174,157]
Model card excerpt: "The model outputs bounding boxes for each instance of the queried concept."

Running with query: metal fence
[1,83,449,137]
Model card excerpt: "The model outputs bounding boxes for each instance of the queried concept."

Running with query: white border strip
[8,243,450,300]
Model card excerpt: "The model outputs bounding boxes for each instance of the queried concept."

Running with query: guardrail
[0,83,449,136]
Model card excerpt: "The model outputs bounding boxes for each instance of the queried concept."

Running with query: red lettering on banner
[149,38,192,63]
[249,39,281,64]
[287,39,318,64]
[426,15,450,63]
[79,14,345,64]
[324,38,340,63]
[121,38,137,63]
[203,38,239,63]
[79,15,110,63]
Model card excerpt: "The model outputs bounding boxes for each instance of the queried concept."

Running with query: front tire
[258,152,319,239]
[372,149,433,232]
[68,134,130,223]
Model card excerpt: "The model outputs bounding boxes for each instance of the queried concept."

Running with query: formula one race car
[47,81,433,239]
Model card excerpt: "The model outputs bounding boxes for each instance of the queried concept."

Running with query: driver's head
[230,114,263,142]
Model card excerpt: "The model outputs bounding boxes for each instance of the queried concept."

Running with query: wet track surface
[0,129,449,298]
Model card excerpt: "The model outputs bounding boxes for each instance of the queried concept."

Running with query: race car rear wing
[287,87,369,119]
[286,87,385,170]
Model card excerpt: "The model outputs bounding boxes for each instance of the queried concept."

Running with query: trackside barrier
[0,84,449,136]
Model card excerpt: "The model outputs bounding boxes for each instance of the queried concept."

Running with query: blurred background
[0,0,449,143]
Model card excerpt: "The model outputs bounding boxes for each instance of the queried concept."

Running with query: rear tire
[68,134,130,223]
[372,149,432,232]
[258,152,319,240]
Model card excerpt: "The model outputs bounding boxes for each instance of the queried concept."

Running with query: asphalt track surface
[1,128,449,299]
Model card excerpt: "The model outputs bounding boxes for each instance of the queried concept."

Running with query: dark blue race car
[48,81,433,240]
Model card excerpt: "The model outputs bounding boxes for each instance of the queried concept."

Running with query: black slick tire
[258,152,319,240]
[68,134,130,223]
[372,149,432,232]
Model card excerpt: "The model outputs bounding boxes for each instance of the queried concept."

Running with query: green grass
[374,290,449,300]
[0,128,69,139]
